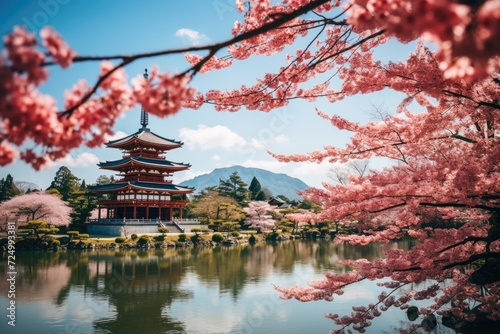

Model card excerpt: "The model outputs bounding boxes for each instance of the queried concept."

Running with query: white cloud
[179,124,247,150]
[211,154,221,161]
[249,138,265,149]
[53,152,100,168]
[105,130,128,142]
[275,134,289,143]
[239,159,288,172]
[175,28,210,45]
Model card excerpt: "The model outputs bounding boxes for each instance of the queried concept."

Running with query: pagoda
[88,69,194,233]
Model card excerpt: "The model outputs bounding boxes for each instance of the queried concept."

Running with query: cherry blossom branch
[420,201,498,212]
[442,252,500,269]
[443,89,500,110]
[334,282,410,333]
[438,236,491,253]
[203,28,384,109]
[55,0,331,116]
[395,251,500,273]
[310,29,385,67]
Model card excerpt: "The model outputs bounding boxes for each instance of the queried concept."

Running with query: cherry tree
[0,192,72,228]
[244,201,277,232]
[1,0,499,332]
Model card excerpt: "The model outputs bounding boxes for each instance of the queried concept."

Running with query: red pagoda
[88,70,194,235]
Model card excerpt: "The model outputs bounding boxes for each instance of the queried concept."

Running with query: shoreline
[0,232,315,252]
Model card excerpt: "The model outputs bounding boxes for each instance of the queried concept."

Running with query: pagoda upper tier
[108,128,183,158]
[99,156,190,172]
[89,180,194,194]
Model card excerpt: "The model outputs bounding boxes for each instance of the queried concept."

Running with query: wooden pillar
[133,206,137,219]
[146,205,149,220]
[179,206,182,220]
[158,207,162,221]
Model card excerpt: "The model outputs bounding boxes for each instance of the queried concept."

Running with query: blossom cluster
[244,201,278,231]
[346,0,500,80]
[0,27,199,169]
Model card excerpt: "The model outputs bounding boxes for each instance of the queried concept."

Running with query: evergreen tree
[69,179,98,229]
[48,166,80,201]
[255,189,267,201]
[277,195,289,203]
[95,175,114,185]
[248,177,262,200]
[218,171,250,204]
[0,174,19,202]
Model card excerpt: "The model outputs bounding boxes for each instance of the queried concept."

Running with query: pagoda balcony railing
[88,218,199,225]
[99,199,188,206]
[88,218,173,225]
[116,177,171,183]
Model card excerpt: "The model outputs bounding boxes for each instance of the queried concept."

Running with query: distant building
[268,197,291,209]
[87,70,195,236]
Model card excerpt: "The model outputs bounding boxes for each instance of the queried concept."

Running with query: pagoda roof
[98,157,190,170]
[106,128,182,149]
[88,181,194,194]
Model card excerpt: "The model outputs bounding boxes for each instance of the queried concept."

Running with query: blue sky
[0,0,414,191]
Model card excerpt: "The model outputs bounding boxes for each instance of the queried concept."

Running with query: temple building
[87,69,194,235]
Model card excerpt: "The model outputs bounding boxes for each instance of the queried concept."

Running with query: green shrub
[154,235,165,242]
[30,220,45,226]
[190,228,201,234]
[249,235,257,243]
[67,231,79,239]
[212,233,224,243]
[131,234,138,240]
[280,227,291,233]
[230,231,240,237]
[270,232,280,241]
[79,234,89,239]
[201,228,213,234]
[320,227,330,235]
[190,234,201,244]
[158,227,169,234]
[137,235,150,244]
[115,237,126,243]
[51,239,61,247]
[178,234,188,242]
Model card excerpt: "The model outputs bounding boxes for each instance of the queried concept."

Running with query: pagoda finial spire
[140,68,149,130]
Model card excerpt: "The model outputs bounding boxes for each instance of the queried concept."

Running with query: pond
[0,238,448,333]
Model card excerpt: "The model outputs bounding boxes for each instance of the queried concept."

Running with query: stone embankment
[1,232,322,252]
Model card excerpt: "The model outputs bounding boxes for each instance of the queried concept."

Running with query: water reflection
[0,239,416,334]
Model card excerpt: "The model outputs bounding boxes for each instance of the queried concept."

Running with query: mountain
[14,181,42,192]
[179,165,310,201]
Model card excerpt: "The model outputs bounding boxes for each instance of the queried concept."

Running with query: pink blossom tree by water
[244,201,277,232]
[0,0,499,332]
[0,192,72,230]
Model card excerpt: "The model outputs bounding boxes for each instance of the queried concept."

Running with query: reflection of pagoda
[88,70,194,235]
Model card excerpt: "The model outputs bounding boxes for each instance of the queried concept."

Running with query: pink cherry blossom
[244,201,278,231]
[40,26,76,68]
